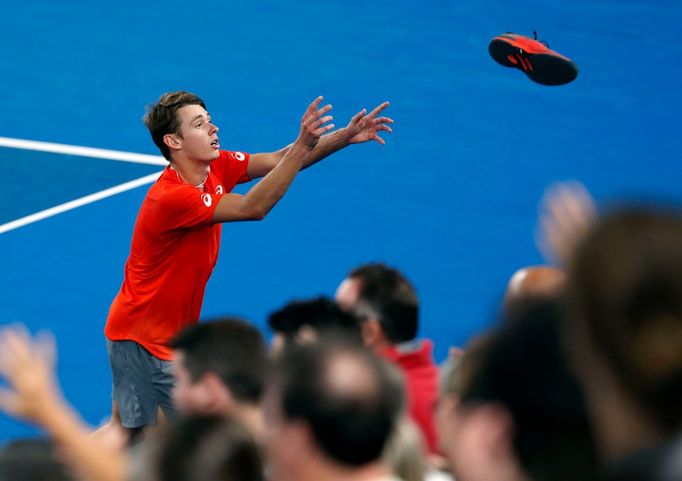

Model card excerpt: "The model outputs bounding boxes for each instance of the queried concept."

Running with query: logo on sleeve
[231,151,246,161]
[216,185,224,194]
[202,194,212,207]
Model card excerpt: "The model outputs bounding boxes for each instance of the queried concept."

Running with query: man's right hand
[296,96,334,149]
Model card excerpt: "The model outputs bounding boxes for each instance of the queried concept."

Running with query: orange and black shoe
[488,32,578,86]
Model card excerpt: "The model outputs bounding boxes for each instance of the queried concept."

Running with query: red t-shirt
[380,339,439,454]
[104,150,251,360]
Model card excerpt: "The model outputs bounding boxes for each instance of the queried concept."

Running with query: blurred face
[435,394,459,455]
[335,277,361,311]
[445,404,526,481]
[172,352,212,414]
[169,104,221,162]
[263,387,308,481]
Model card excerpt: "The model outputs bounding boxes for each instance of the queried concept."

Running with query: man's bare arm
[0,327,126,481]
[246,101,393,179]
[213,96,334,223]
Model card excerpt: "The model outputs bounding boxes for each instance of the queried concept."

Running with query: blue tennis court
[1,0,681,440]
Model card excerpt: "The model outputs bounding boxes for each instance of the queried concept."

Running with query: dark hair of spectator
[459,299,599,481]
[275,339,403,466]
[568,207,682,431]
[157,415,264,481]
[0,438,75,481]
[268,296,362,341]
[349,263,419,343]
[170,318,266,404]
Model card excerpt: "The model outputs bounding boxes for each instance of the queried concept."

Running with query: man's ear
[202,372,235,413]
[163,133,182,153]
[285,419,317,462]
[471,403,516,456]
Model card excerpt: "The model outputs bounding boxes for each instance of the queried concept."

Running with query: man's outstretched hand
[344,101,393,145]
[297,96,335,149]
[0,325,62,423]
[536,181,597,267]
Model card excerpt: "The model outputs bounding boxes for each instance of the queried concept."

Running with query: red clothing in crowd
[380,339,439,454]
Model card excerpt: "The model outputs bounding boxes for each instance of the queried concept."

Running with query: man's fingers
[1,327,31,363]
[373,134,386,145]
[374,116,394,125]
[304,104,332,124]
[313,124,335,136]
[303,96,324,120]
[349,109,366,125]
[308,96,324,112]
[546,183,594,232]
[36,330,57,367]
[537,181,596,265]
[315,104,332,118]
[366,101,390,119]
[310,115,334,129]
[377,125,393,133]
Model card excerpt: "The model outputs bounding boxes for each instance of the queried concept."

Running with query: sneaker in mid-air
[488,32,579,86]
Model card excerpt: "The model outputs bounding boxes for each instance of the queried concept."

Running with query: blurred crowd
[1,182,681,481]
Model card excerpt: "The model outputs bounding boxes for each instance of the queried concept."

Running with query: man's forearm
[303,128,350,169]
[40,401,126,481]
[274,129,350,170]
[242,142,311,218]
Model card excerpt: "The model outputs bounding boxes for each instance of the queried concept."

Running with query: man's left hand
[344,102,393,145]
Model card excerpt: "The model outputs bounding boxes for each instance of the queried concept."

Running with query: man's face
[172,351,211,414]
[435,394,459,454]
[335,277,361,311]
[263,387,308,481]
[446,404,525,481]
[171,104,221,162]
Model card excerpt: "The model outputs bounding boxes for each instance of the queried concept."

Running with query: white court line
[0,171,162,234]
[0,136,167,166]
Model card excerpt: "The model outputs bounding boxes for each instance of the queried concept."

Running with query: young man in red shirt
[104,92,393,437]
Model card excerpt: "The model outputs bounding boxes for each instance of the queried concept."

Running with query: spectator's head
[447,299,598,481]
[336,263,419,348]
[0,439,75,481]
[170,318,266,419]
[267,296,362,354]
[566,207,682,459]
[265,339,403,481]
[146,415,264,481]
[504,265,565,309]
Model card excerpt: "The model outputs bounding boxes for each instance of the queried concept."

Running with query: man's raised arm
[246,101,393,179]
[212,96,333,223]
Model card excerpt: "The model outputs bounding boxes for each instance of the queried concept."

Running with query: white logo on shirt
[233,152,246,161]
[216,185,224,194]
[202,194,212,207]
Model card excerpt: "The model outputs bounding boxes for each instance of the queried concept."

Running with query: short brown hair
[348,263,419,343]
[143,91,206,160]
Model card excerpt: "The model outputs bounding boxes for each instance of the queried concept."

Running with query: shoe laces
[533,30,550,48]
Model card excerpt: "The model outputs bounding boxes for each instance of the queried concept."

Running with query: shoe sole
[489,38,579,86]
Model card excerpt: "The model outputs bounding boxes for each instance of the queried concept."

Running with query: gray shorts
[107,339,178,428]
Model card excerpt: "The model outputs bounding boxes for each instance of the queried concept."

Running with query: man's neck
[583,360,664,462]
[231,403,266,442]
[169,156,211,189]
[300,459,392,481]
[590,383,664,462]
